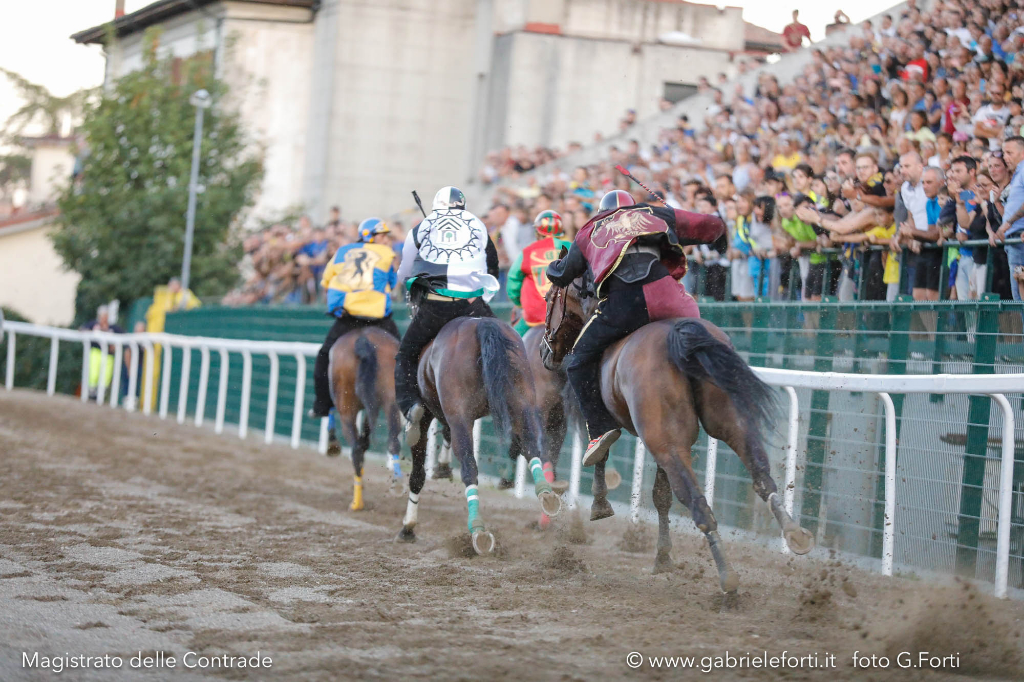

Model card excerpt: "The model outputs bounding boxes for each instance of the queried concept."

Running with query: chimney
[115,0,125,18]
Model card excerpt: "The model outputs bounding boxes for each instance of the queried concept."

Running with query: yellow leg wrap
[350,477,364,511]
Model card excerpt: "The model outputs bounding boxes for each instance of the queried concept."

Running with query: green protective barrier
[157,300,1024,588]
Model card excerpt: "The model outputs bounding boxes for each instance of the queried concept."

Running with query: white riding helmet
[432,186,467,211]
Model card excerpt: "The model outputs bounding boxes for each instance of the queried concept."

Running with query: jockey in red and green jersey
[507,210,571,336]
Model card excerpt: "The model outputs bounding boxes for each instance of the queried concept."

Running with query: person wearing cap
[507,210,572,336]
[309,217,400,419]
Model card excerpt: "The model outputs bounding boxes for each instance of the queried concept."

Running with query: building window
[664,82,697,104]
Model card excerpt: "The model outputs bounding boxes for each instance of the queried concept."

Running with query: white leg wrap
[403,492,420,527]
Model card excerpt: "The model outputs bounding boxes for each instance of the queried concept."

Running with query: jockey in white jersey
[394,186,500,445]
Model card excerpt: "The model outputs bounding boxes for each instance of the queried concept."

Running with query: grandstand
[477,0,1024,304]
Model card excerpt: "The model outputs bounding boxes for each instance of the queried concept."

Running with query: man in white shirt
[973,85,1011,151]
[899,151,929,234]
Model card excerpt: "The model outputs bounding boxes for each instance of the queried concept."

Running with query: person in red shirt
[782,10,811,52]
[943,79,970,134]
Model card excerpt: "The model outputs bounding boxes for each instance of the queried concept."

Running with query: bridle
[542,277,593,364]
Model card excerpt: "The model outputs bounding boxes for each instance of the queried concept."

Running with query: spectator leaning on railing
[995,135,1024,299]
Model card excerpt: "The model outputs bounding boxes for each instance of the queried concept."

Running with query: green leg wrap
[466,485,480,532]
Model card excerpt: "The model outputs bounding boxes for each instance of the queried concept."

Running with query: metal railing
[2,319,1021,598]
[688,237,1024,302]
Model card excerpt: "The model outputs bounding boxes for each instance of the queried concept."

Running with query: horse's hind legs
[664,455,739,593]
[451,419,495,555]
[396,417,431,544]
[339,412,365,511]
[696,384,813,556]
[652,466,674,574]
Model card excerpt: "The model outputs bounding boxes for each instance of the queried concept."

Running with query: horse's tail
[476,319,520,442]
[665,319,777,440]
[354,334,380,429]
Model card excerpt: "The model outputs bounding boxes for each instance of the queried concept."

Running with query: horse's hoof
[471,530,495,555]
[432,463,453,480]
[497,477,515,490]
[349,500,364,512]
[326,443,342,457]
[550,479,570,494]
[395,527,416,543]
[720,568,740,594]
[652,550,674,575]
[604,468,622,490]
[539,490,562,517]
[784,525,815,555]
[590,499,615,521]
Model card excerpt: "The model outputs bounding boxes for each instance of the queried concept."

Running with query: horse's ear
[558,245,568,259]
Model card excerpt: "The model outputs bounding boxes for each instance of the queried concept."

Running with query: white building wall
[27,145,74,207]
[220,13,314,220]
[0,218,80,325]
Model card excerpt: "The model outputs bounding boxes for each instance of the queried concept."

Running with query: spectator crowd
[476,0,1024,304]
[221,207,408,306]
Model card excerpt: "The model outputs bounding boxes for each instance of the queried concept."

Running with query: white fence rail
[2,320,1021,599]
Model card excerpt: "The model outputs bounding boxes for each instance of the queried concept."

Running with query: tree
[52,30,263,323]
[0,68,94,139]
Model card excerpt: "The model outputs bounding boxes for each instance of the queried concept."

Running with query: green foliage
[0,153,31,196]
[0,308,82,396]
[0,68,94,139]
[52,29,263,324]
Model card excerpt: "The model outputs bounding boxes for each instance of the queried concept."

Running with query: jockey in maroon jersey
[546,190,726,466]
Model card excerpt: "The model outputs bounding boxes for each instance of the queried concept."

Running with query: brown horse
[542,281,813,591]
[514,325,621,524]
[396,317,561,553]
[328,327,403,511]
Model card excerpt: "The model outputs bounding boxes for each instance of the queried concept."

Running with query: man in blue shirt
[996,136,1024,300]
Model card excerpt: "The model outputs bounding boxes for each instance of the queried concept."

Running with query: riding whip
[411,190,427,218]
[614,165,665,206]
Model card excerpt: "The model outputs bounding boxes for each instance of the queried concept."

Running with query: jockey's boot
[402,403,425,447]
[583,429,621,467]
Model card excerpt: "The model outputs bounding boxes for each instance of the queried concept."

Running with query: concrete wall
[305,0,479,223]
[488,20,741,152]
[563,0,744,51]
[0,217,80,325]
[27,144,74,207]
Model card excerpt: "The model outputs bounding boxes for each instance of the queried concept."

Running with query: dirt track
[1,389,1021,681]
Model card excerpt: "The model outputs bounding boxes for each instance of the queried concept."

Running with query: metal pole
[879,392,897,577]
[180,100,206,309]
[989,393,1015,599]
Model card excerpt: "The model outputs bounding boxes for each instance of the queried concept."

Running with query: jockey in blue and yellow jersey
[310,218,402,418]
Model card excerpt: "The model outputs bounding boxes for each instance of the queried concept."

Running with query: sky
[0,0,898,136]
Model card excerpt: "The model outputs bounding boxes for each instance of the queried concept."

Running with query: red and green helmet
[533,210,564,237]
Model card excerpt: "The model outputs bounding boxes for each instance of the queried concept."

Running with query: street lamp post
[180,88,212,309]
